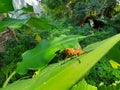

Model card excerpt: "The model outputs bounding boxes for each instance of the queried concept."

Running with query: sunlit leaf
[109,60,120,69]
[16,35,87,74]
[71,79,97,90]
[35,34,41,42]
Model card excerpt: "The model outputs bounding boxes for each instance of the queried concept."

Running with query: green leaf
[71,79,97,90]
[0,18,28,32]
[22,6,34,12]
[107,41,120,63]
[84,36,120,64]
[0,17,51,32]
[83,39,106,52]
[0,0,14,13]
[1,34,120,90]
[16,35,87,74]
[27,17,51,30]
[0,79,33,90]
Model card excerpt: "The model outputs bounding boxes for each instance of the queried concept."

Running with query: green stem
[3,71,16,88]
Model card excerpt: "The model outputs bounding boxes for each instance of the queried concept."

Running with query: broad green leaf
[71,79,97,90]
[0,17,51,32]
[16,35,87,74]
[0,0,14,13]
[84,38,120,64]
[0,18,28,32]
[27,17,51,30]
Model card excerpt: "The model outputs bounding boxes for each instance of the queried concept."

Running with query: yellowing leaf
[27,29,34,34]
[35,34,41,42]
[27,29,33,34]
[109,60,120,68]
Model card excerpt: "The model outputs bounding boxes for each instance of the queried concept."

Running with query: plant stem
[3,71,16,88]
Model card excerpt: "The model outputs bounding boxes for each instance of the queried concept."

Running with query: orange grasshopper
[65,47,84,57]
[60,47,85,64]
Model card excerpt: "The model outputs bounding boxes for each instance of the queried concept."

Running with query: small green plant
[86,57,120,86]
[0,33,37,87]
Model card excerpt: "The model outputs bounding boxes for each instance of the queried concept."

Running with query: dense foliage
[0,0,120,90]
